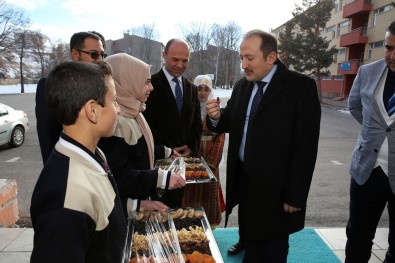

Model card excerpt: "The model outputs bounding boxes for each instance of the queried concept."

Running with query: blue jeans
[345,167,395,263]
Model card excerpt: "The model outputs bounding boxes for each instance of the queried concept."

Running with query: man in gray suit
[346,20,395,263]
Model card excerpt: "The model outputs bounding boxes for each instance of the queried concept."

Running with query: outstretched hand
[173,145,191,157]
[168,171,186,190]
[140,200,169,212]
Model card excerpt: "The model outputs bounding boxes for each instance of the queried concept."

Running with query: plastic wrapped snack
[128,208,221,263]
[155,157,217,184]
[129,211,185,263]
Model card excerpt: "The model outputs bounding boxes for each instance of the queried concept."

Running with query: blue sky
[6,0,302,44]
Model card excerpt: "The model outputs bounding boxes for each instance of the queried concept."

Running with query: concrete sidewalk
[322,97,348,109]
[0,227,389,263]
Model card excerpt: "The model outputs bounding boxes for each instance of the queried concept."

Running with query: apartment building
[105,33,164,74]
[105,34,241,88]
[271,0,394,99]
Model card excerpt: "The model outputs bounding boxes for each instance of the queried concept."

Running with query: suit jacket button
[386,128,391,132]
[374,149,378,152]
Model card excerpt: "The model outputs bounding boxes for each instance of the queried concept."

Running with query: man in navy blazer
[143,39,202,208]
[346,21,395,263]
[35,31,106,164]
[206,29,321,262]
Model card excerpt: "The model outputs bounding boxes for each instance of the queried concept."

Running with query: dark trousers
[238,161,289,263]
[345,167,395,263]
[242,236,289,263]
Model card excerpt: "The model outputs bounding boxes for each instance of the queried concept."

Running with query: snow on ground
[0,84,37,94]
[0,84,233,98]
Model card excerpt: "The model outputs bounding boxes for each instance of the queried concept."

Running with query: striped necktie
[172,77,183,113]
[388,93,395,116]
[384,70,395,116]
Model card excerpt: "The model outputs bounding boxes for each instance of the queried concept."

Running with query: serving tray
[125,207,224,263]
[155,157,217,184]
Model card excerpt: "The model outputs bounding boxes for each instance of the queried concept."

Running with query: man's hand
[283,203,302,213]
[168,172,186,189]
[206,98,221,120]
[173,145,191,157]
[140,200,169,212]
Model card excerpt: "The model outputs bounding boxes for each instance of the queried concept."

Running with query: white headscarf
[194,75,213,121]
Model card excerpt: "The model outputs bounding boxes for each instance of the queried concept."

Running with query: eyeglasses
[74,49,107,59]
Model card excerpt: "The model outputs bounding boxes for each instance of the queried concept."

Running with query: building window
[372,4,393,27]
[368,40,384,49]
[367,40,384,59]
[339,21,349,28]
[338,48,346,55]
[333,75,344,80]
[326,25,336,33]
[337,20,349,37]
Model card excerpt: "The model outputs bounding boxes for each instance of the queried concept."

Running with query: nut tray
[155,157,217,184]
[125,207,224,263]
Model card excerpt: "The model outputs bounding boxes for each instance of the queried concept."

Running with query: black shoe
[227,242,245,255]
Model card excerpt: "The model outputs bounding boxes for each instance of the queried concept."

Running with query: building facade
[105,33,164,74]
[271,0,394,99]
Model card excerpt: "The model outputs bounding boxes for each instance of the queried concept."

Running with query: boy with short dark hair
[30,61,126,263]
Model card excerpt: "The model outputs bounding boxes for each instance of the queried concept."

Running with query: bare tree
[14,30,32,93]
[30,31,51,78]
[0,0,29,55]
[48,41,70,70]
[181,23,213,78]
[212,22,242,89]
[131,23,159,64]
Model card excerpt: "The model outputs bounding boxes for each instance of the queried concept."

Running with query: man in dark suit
[35,31,107,164]
[143,39,202,208]
[206,29,321,262]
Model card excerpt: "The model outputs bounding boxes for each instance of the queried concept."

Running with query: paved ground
[0,96,390,262]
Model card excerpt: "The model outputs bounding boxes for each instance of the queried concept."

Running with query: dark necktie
[248,81,266,122]
[385,70,395,116]
[243,81,267,170]
[172,77,183,112]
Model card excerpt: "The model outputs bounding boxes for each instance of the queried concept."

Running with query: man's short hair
[89,31,106,50]
[45,61,112,125]
[388,21,395,35]
[244,29,278,58]
[69,31,102,51]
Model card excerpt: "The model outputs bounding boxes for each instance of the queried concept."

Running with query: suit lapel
[371,60,389,120]
[258,62,289,113]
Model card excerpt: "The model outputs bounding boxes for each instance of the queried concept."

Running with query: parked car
[0,103,29,147]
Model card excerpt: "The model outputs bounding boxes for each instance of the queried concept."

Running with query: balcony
[340,27,368,47]
[343,0,372,18]
[337,60,361,75]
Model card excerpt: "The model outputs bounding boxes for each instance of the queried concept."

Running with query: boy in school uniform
[30,61,126,263]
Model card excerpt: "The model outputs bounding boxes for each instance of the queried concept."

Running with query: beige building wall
[271,0,394,76]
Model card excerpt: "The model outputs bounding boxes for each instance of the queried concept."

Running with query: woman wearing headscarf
[181,75,226,227]
[98,53,186,215]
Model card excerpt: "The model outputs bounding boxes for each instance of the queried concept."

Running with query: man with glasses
[35,31,107,164]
